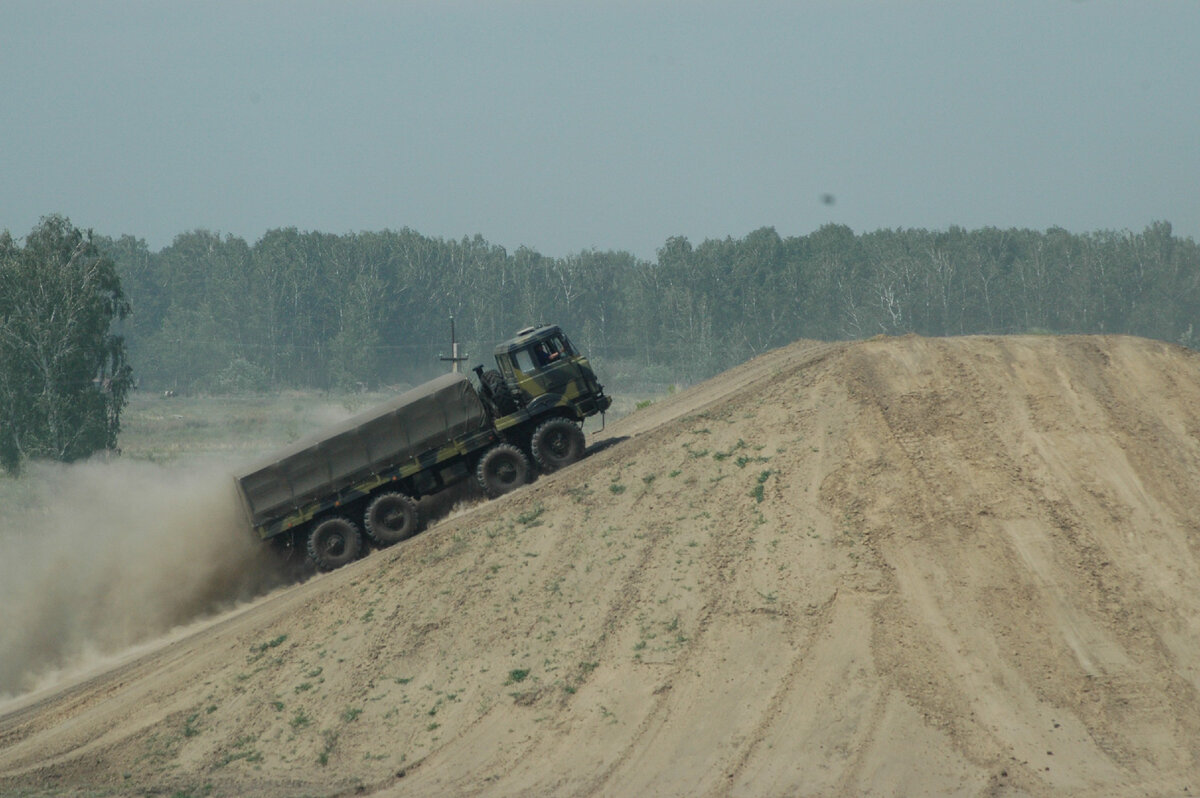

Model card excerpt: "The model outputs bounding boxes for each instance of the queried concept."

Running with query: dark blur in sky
[2,0,1197,257]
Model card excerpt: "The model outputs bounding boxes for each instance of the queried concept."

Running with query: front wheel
[307,516,363,571]
[476,443,531,498]
[530,418,586,472]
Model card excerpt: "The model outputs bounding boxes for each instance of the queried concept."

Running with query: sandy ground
[3,334,1200,797]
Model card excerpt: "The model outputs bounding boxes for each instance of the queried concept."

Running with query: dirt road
[3,334,1200,797]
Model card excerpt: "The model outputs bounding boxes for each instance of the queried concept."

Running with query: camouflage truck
[234,324,611,570]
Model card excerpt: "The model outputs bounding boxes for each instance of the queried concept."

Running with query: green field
[117,390,391,464]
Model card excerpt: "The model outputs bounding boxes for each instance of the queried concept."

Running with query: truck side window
[544,337,565,361]
[555,336,576,357]
[514,348,536,373]
[536,342,556,365]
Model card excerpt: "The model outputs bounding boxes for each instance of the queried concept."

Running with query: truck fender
[525,392,570,418]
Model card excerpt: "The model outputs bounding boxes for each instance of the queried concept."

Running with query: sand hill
[3,334,1200,797]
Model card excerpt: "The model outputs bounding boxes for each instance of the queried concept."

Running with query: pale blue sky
[2,1,1197,258]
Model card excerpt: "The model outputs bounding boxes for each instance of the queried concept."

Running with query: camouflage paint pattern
[235,325,610,545]
[249,427,495,540]
[493,325,612,422]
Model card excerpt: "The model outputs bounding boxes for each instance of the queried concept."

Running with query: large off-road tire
[364,492,421,546]
[530,417,586,473]
[307,516,363,571]
[476,443,530,498]
[268,531,313,581]
[482,369,518,415]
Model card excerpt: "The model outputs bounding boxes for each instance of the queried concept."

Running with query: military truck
[234,324,610,571]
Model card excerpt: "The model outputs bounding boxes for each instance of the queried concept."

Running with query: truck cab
[491,325,611,420]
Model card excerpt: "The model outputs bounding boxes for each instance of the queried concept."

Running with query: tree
[0,216,133,474]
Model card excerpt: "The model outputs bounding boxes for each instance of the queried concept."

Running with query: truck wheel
[365,492,420,546]
[476,443,530,497]
[482,369,518,415]
[531,418,586,472]
[307,516,363,571]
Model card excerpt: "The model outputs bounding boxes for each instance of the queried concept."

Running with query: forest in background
[97,221,1198,394]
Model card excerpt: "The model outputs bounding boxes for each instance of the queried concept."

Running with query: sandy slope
[3,334,1200,797]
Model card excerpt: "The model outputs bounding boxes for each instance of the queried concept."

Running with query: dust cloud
[0,458,284,698]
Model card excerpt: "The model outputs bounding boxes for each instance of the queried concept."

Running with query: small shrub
[317,729,338,766]
[751,469,775,503]
[517,504,545,526]
[735,454,770,468]
[183,713,200,738]
[248,634,288,662]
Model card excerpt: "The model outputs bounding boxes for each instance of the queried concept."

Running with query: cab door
[511,337,574,402]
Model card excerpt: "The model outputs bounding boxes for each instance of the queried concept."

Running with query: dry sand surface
[3,333,1200,797]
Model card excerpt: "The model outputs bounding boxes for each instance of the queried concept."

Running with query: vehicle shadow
[585,436,629,456]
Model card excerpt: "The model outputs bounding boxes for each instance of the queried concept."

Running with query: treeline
[1,217,132,473]
[99,221,1199,393]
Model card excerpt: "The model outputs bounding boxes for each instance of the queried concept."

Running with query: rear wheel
[476,443,530,497]
[307,516,363,571]
[364,492,421,546]
[530,418,586,472]
[268,531,312,580]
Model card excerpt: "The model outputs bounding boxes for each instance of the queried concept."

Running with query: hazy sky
[2,1,1197,259]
